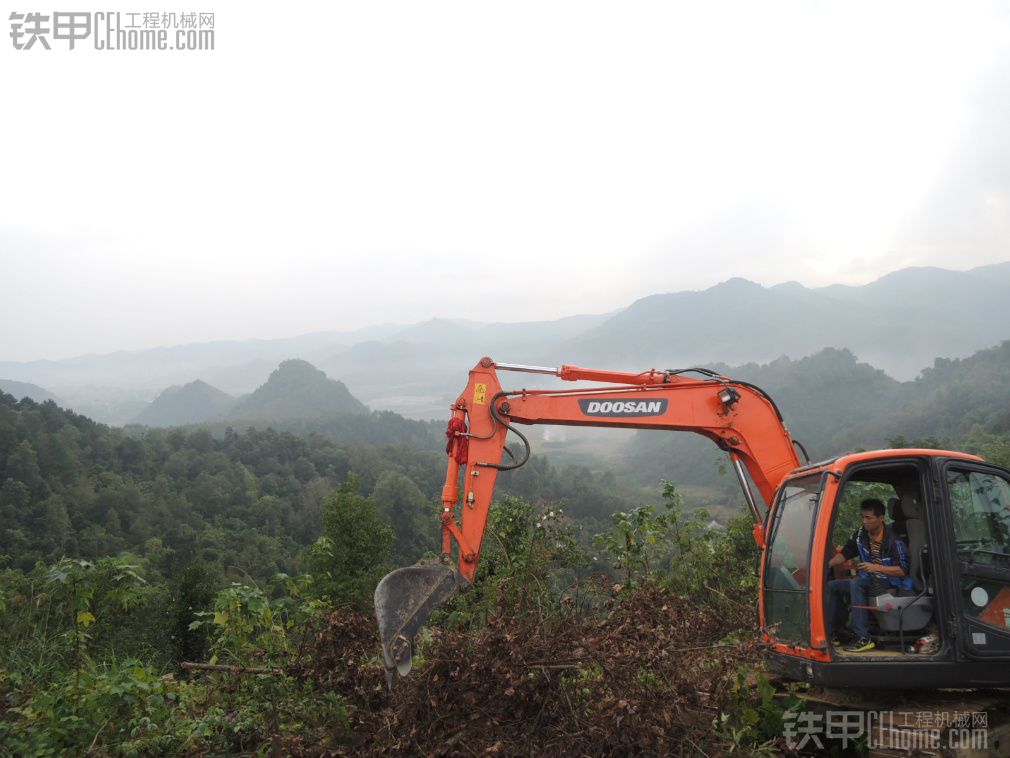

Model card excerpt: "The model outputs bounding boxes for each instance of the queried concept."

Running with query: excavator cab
[762,452,1010,688]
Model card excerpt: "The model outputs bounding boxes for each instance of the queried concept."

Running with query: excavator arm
[374,357,804,686]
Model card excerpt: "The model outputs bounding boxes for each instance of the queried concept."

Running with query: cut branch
[181,662,282,675]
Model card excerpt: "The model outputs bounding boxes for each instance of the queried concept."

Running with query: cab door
[942,461,1010,657]
[761,473,825,647]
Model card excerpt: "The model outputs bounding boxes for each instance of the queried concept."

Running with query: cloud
[3,2,1010,361]
[892,56,1010,263]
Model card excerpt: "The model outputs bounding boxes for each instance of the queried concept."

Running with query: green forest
[4,342,1010,754]
[0,389,652,755]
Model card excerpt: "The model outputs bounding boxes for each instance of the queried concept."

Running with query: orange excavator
[375,358,1010,691]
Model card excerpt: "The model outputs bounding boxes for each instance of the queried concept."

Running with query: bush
[0,659,186,756]
[433,496,588,631]
[592,481,760,615]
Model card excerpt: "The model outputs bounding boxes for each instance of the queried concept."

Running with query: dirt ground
[300,582,763,757]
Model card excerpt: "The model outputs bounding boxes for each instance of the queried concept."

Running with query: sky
[3,1,1010,362]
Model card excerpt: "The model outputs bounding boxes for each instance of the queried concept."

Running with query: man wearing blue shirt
[827,498,913,652]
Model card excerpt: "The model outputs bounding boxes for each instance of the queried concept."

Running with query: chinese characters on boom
[9,12,215,51]
[784,708,989,752]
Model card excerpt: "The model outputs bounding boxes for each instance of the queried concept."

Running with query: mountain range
[131,360,368,427]
[7,338,1010,517]
[3,262,1010,423]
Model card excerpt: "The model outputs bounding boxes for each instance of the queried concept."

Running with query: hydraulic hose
[481,391,531,471]
[793,439,811,463]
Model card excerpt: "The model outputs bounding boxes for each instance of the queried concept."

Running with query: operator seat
[872,491,934,635]
[899,492,927,592]
[888,496,908,543]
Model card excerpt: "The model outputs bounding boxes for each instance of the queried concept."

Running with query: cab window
[948,467,1010,636]
[948,468,1010,567]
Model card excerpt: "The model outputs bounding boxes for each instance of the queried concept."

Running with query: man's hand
[861,561,905,577]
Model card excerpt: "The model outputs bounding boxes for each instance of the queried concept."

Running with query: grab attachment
[373,560,463,689]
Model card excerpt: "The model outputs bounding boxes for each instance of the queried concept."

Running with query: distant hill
[4,263,1010,421]
[0,324,403,396]
[134,380,236,427]
[227,360,368,421]
[0,379,59,404]
[836,340,1010,447]
[561,264,1010,380]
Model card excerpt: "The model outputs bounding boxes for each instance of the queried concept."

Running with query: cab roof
[792,448,985,478]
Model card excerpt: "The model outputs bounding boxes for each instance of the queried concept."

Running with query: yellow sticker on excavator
[473,383,487,405]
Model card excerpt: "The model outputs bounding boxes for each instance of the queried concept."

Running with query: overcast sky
[3,1,1010,362]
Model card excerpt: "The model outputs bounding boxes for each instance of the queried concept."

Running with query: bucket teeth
[374,561,461,688]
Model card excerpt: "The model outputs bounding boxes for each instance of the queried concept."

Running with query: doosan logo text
[578,399,668,417]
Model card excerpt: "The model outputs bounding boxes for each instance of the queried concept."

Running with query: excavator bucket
[374,560,460,689]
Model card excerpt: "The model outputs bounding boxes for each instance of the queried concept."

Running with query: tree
[168,560,217,664]
[306,474,392,608]
[7,440,44,498]
[372,470,437,563]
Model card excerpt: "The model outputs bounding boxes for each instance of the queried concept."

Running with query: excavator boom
[375,357,804,685]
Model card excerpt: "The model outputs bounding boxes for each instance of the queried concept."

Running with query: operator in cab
[827,498,913,653]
